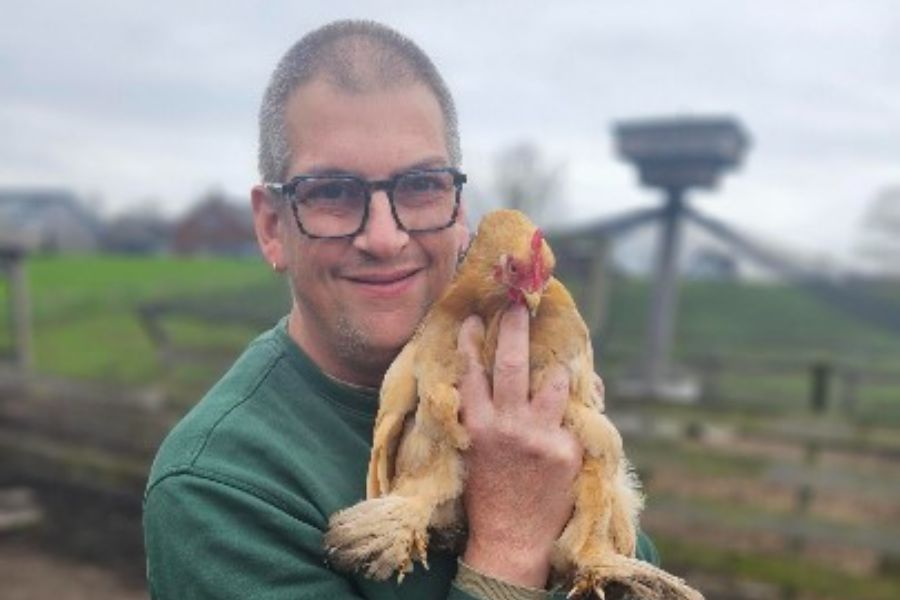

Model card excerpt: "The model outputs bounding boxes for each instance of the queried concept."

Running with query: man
[143,20,657,600]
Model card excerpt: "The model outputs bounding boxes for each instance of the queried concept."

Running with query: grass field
[1,254,898,411]
[0,255,282,385]
[597,275,900,423]
[601,276,900,363]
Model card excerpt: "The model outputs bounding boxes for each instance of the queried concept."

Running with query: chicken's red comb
[531,229,544,251]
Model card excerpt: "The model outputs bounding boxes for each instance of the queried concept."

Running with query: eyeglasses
[265,167,467,239]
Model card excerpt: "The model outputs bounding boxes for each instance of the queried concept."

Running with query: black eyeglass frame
[265,167,467,240]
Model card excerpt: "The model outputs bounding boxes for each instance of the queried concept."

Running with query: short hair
[258,20,461,183]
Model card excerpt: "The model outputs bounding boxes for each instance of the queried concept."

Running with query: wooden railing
[0,368,169,496]
[602,349,900,420]
[608,392,900,598]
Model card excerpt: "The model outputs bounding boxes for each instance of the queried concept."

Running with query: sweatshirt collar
[272,316,381,418]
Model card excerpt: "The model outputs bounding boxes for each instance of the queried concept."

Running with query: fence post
[809,360,831,413]
[1,246,33,374]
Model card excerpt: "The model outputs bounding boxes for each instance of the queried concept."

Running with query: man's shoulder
[145,327,290,492]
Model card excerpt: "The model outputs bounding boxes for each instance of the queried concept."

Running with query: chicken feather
[325,209,703,600]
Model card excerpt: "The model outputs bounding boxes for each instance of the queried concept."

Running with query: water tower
[614,116,749,398]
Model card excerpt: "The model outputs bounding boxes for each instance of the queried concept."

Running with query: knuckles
[473,417,581,470]
[463,415,492,440]
[535,430,581,468]
[493,356,529,381]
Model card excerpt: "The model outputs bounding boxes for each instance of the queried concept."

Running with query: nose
[352,191,410,258]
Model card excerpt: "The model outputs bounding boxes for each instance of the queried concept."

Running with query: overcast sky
[1,0,898,264]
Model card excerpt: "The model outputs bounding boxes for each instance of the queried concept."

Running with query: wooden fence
[0,367,168,498]
[1,337,898,599]
[603,349,900,420]
[608,365,900,599]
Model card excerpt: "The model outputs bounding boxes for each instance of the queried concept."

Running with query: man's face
[265,79,468,386]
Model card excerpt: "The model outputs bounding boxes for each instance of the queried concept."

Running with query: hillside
[599,276,900,364]
[0,256,897,398]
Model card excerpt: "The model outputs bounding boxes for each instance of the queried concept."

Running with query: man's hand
[457,305,583,589]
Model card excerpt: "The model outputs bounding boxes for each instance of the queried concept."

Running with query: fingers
[458,315,491,426]
[492,305,530,411]
[460,307,569,429]
[531,365,570,425]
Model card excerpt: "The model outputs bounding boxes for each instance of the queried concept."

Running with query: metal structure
[551,114,899,403]
[614,116,750,398]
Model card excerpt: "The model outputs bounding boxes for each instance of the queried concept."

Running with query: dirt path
[0,538,147,600]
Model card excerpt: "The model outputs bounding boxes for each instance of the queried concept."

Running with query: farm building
[172,192,257,256]
[0,188,102,253]
[102,210,173,255]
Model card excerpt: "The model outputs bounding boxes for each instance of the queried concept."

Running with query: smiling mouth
[344,268,422,288]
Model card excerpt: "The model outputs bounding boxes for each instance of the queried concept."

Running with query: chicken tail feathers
[568,554,704,600]
[324,495,431,582]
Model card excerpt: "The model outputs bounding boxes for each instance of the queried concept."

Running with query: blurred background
[1,1,898,599]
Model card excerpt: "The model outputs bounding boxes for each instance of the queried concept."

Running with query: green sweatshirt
[143,319,658,599]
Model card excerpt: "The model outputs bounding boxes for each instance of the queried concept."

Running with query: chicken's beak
[524,291,542,316]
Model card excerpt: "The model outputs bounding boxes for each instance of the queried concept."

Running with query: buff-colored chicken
[325,209,702,600]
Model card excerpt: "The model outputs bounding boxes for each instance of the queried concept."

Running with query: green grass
[655,535,900,600]
[570,274,900,422]
[587,277,900,360]
[1,255,898,411]
[616,403,900,456]
[0,254,284,387]
[161,316,262,349]
[656,534,900,600]
[33,312,160,382]
[628,439,768,479]
[26,254,271,318]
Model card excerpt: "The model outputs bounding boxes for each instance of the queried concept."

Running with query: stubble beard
[333,315,373,367]
[333,296,431,381]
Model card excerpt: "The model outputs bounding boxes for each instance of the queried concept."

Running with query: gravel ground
[0,538,147,600]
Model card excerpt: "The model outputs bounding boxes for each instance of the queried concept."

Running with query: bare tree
[492,141,565,224]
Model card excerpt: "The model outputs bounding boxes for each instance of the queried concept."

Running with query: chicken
[325,209,703,600]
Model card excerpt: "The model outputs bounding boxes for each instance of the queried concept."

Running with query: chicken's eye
[508,262,518,274]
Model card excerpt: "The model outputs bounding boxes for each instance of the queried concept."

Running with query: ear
[251,185,286,270]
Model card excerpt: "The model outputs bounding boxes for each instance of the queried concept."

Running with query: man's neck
[286,309,390,388]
